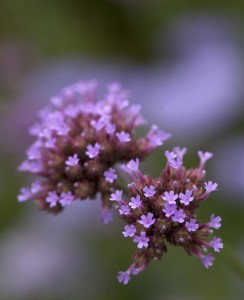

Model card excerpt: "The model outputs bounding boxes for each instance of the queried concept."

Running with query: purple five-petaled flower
[59,191,74,207]
[133,231,149,249]
[179,189,194,205]
[110,190,123,202]
[204,181,218,193]
[162,191,178,204]
[185,218,199,232]
[210,237,223,252]
[104,168,117,183]
[143,185,156,197]
[85,143,101,159]
[117,271,131,285]
[122,225,136,237]
[65,153,79,167]
[202,254,215,268]
[138,212,155,228]
[208,214,221,229]
[172,209,186,223]
[119,205,130,215]
[162,202,176,217]
[46,191,59,208]
[129,195,142,209]
[127,158,140,171]
[116,131,131,143]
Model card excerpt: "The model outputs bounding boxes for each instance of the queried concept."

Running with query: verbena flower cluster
[17,80,170,223]
[17,80,222,285]
[113,150,223,284]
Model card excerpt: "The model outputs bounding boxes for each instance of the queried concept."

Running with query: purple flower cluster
[114,151,223,284]
[17,80,171,222]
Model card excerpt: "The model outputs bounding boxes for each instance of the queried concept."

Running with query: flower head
[18,80,170,218]
[116,148,222,283]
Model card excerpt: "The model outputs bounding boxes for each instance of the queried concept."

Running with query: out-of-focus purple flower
[104,168,117,183]
[17,187,32,202]
[202,254,215,269]
[110,190,123,202]
[119,205,130,216]
[59,191,74,207]
[116,131,131,143]
[117,271,131,285]
[127,158,139,172]
[46,191,59,208]
[65,154,79,167]
[85,143,101,159]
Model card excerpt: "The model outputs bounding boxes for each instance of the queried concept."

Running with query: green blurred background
[0,1,244,299]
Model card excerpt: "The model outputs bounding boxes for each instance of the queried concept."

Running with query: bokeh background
[0,1,244,299]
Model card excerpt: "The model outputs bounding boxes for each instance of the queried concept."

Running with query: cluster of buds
[112,149,223,284]
[17,80,171,223]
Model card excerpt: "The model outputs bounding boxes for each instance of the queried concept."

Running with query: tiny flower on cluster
[122,225,136,237]
[116,131,131,143]
[204,181,218,193]
[202,254,215,269]
[162,191,178,204]
[110,190,123,202]
[208,214,222,229]
[46,191,59,208]
[173,147,187,158]
[185,218,199,232]
[100,208,113,224]
[119,205,130,215]
[163,202,176,217]
[133,232,149,249]
[138,213,155,228]
[169,155,183,169]
[117,271,131,285]
[129,195,142,209]
[86,143,101,159]
[210,237,223,252]
[31,181,42,194]
[65,154,79,167]
[104,168,117,183]
[143,185,156,197]
[172,209,186,223]
[179,189,194,205]
[18,80,169,219]
[116,149,222,283]
[198,151,213,168]
[127,158,140,172]
[59,191,74,207]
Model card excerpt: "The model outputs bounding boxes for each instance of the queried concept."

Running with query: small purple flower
[127,158,140,171]
[169,155,183,169]
[100,209,113,224]
[138,213,155,228]
[133,231,149,249]
[198,151,213,166]
[204,181,218,193]
[57,123,70,136]
[116,131,131,143]
[162,202,177,217]
[173,147,187,158]
[44,137,56,149]
[104,168,117,183]
[59,191,74,207]
[65,153,79,167]
[143,185,156,197]
[210,237,223,252]
[85,143,101,159]
[17,187,32,202]
[90,118,105,131]
[164,150,177,161]
[110,190,123,202]
[117,271,131,285]
[31,181,42,194]
[46,191,59,208]
[119,205,130,215]
[129,195,142,209]
[179,189,194,205]
[162,191,178,204]
[209,214,221,229]
[105,123,116,134]
[122,225,136,237]
[185,218,199,232]
[172,209,186,223]
[202,254,215,268]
